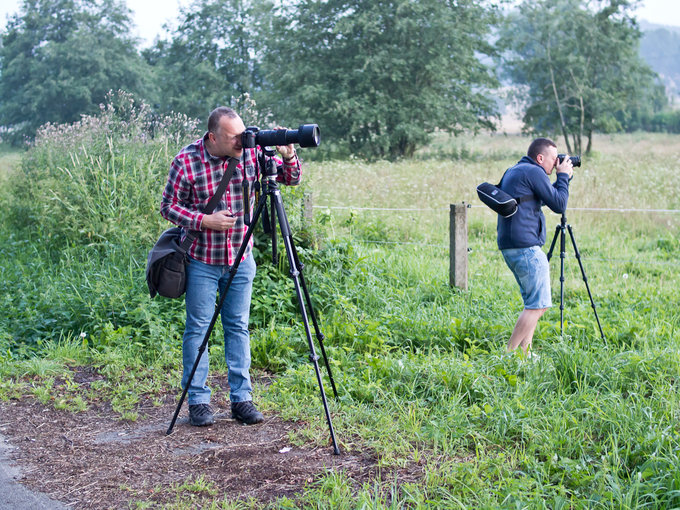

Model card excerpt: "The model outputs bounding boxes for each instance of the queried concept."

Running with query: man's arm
[531,167,570,214]
[274,140,302,186]
[160,158,205,231]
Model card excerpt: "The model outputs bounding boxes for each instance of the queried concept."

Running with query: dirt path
[0,394,389,508]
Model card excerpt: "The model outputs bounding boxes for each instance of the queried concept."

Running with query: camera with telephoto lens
[557,154,581,167]
[241,124,321,149]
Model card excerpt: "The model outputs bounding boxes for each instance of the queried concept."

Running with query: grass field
[1,124,679,508]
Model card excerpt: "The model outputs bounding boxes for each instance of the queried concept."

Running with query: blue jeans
[182,254,256,405]
[501,246,552,309]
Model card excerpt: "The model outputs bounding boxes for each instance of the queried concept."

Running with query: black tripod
[546,212,605,340]
[166,150,340,455]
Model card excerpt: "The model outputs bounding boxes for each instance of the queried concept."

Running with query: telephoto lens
[256,124,321,148]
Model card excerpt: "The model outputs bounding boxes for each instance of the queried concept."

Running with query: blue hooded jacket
[496,156,570,250]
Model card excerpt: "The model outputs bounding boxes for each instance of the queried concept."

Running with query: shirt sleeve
[160,157,205,231]
[274,153,302,186]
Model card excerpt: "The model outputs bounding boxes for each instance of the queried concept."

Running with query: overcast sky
[0,0,679,48]
[0,0,191,47]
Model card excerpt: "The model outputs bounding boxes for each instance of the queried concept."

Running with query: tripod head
[257,146,279,184]
[243,147,278,227]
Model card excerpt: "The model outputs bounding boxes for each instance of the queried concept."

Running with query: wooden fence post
[302,192,314,227]
[449,202,468,290]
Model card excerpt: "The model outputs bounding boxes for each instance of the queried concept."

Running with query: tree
[0,0,152,144]
[639,26,680,100]
[616,72,667,131]
[143,0,275,122]
[261,0,500,159]
[499,0,662,154]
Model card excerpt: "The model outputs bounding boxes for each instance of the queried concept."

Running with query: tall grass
[9,91,199,249]
[0,91,312,352]
[1,105,679,508]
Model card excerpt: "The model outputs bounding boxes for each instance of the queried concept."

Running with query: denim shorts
[501,246,552,309]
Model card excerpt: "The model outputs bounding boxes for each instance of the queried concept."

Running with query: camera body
[241,124,321,149]
[557,154,581,167]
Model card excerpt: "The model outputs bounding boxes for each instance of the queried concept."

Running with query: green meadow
[1,101,679,508]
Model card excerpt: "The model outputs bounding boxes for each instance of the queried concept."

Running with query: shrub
[9,90,200,251]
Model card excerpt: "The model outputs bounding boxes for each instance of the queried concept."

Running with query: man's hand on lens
[201,210,236,231]
[274,126,296,161]
[556,155,574,179]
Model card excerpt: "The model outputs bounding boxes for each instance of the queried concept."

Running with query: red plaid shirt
[160,134,301,266]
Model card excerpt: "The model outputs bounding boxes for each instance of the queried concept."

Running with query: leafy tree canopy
[640,24,680,100]
[143,0,275,124]
[499,0,664,154]
[261,0,500,159]
[0,0,152,144]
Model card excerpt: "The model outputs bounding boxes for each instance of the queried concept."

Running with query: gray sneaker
[231,400,264,425]
[189,403,214,427]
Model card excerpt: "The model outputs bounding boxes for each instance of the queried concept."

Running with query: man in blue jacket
[497,137,573,355]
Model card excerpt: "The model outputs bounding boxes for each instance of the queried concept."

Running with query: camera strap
[242,154,251,225]
[179,156,239,253]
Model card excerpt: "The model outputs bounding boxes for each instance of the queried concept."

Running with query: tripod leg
[559,225,566,336]
[166,197,269,435]
[289,241,338,398]
[566,224,606,341]
[546,224,561,262]
[270,193,278,267]
[271,187,341,455]
[166,332,211,434]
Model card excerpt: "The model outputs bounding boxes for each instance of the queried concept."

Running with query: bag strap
[498,167,535,206]
[496,167,510,188]
[178,156,239,253]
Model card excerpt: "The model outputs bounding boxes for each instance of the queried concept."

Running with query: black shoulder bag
[146,157,238,299]
[476,170,534,218]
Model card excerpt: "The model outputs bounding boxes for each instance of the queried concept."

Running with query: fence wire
[314,204,680,214]
[311,202,680,269]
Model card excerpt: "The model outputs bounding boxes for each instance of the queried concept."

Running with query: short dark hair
[527,137,556,161]
[208,106,238,134]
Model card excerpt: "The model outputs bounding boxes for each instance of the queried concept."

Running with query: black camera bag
[476,170,534,218]
[146,157,238,298]
[146,227,192,298]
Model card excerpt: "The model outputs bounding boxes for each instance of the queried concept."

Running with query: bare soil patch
[0,373,421,509]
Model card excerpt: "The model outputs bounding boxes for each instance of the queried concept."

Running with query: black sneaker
[231,400,264,425]
[189,403,214,427]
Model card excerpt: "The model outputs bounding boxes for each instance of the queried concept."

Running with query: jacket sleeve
[531,168,570,214]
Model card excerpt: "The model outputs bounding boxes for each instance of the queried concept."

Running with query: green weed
[1,124,680,507]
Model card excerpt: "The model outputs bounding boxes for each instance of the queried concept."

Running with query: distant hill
[639,20,680,103]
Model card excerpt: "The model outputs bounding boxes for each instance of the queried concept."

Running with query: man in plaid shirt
[161,106,301,427]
